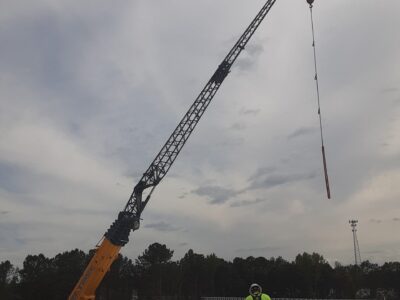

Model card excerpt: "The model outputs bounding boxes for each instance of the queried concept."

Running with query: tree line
[1,242,399,300]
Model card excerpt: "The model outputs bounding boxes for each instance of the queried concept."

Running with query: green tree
[97,254,137,300]
[332,263,356,298]
[19,254,55,300]
[294,252,333,297]
[180,249,207,298]
[52,249,88,300]
[0,260,19,300]
[135,242,175,299]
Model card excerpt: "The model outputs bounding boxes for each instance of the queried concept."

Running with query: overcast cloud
[1,0,400,266]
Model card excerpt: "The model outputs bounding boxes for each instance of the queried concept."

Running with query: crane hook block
[306,0,314,4]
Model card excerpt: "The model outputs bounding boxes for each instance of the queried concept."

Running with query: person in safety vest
[245,283,271,300]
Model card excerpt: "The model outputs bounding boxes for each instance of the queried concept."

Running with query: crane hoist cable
[307,0,331,199]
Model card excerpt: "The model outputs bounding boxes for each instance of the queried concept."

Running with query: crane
[69,1,278,299]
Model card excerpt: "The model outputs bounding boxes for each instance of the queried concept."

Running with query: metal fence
[201,298,370,300]
[135,297,373,300]
[201,298,244,300]
[135,292,380,300]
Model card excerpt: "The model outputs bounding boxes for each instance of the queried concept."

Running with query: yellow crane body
[68,238,121,300]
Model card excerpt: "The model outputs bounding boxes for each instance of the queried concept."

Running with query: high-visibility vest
[245,293,272,300]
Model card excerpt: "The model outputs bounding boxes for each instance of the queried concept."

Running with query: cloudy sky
[1,0,399,267]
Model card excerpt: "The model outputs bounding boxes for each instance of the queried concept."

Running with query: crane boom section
[69,1,277,299]
[124,0,277,216]
[68,238,121,300]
